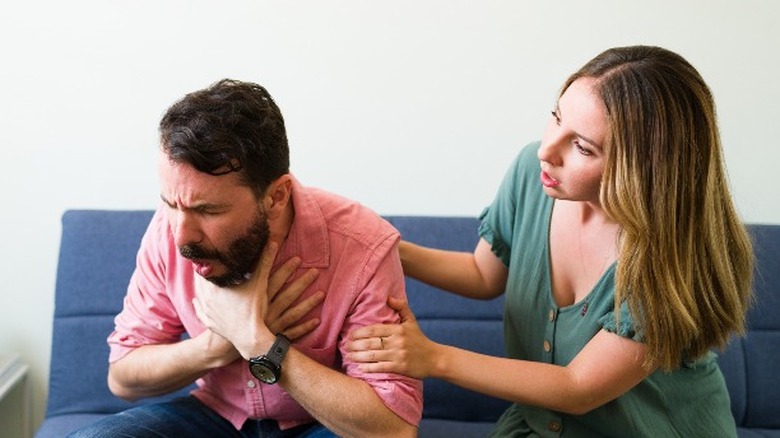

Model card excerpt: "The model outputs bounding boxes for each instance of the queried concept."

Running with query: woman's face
[537,77,608,204]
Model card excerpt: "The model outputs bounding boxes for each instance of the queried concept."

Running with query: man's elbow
[107,372,140,402]
[361,420,416,438]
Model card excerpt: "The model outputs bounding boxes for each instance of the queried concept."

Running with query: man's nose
[171,211,202,249]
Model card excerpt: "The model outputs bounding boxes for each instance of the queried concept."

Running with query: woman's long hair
[563,46,754,371]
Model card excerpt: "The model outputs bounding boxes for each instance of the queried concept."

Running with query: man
[69,79,422,437]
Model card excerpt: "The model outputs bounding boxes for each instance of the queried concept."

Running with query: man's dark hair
[159,79,290,197]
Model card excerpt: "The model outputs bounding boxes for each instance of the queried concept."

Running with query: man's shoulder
[137,206,179,263]
[306,186,398,243]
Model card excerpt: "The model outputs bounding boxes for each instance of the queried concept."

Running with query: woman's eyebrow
[558,106,603,149]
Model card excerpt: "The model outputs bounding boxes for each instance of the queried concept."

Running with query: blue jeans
[67,396,337,438]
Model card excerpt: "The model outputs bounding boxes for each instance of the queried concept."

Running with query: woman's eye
[574,141,592,156]
[550,110,561,125]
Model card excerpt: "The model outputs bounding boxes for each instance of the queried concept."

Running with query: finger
[253,241,279,282]
[349,324,396,341]
[269,290,325,333]
[267,256,302,301]
[269,268,319,309]
[344,337,367,352]
[357,362,400,374]
[349,325,378,341]
[345,334,385,352]
[387,296,406,311]
[279,318,320,341]
[389,297,417,323]
[348,349,394,363]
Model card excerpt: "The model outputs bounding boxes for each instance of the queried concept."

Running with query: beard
[179,206,271,287]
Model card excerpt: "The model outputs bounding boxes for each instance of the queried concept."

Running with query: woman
[347,45,753,437]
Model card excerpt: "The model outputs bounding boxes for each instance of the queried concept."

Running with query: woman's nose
[538,119,564,166]
[537,138,563,166]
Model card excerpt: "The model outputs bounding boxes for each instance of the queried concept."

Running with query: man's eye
[195,207,219,215]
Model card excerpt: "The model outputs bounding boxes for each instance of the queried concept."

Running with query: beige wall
[1,0,778,431]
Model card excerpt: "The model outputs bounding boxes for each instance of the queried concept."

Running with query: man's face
[179,207,270,287]
[158,153,270,286]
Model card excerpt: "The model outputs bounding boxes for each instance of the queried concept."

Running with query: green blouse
[479,142,736,438]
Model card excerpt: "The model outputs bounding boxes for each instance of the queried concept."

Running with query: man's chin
[205,271,249,287]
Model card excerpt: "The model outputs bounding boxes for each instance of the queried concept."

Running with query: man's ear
[264,174,292,219]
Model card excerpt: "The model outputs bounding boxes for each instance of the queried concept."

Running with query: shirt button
[548,420,562,432]
[247,380,256,388]
[548,309,555,321]
[543,340,552,352]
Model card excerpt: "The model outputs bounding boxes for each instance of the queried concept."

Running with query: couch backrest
[46,210,780,431]
[47,210,192,418]
[717,224,780,430]
[384,216,511,423]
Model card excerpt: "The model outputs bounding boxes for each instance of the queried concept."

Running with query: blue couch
[36,210,780,437]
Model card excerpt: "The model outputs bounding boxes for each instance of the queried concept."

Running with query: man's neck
[269,196,295,246]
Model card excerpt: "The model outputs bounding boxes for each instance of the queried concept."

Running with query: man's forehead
[158,155,250,205]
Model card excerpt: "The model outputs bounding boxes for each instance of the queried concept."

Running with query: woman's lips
[540,170,560,188]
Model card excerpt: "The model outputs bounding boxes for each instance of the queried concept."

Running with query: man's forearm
[280,348,417,438]
[108,331,237,401]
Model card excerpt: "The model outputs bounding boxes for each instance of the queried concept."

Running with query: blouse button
[548,420,562,432]
[247,380,256,388]
[543,339,552,352]
[548,309,555,321]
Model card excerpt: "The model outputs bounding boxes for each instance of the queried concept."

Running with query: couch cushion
[418,418,495,438]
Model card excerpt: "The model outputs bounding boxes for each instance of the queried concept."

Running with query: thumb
[252,241,279,281]
[388,297,416,323]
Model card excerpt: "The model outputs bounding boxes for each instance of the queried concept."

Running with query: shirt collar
[280,175,330,269]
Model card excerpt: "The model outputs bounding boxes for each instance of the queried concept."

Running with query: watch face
[250,361,278,384]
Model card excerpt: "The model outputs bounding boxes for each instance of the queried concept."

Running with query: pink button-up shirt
[108,176,423,430]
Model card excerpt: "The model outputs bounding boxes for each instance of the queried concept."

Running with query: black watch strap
[267,333,291,367]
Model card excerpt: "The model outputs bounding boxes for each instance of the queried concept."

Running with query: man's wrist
[241,326,276,360]
[248,333,291,384]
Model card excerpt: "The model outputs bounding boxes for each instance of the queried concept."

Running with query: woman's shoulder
[515,141,542,170]
[495,141,543,194]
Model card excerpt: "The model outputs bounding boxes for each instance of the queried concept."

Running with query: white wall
[1,0,778,430]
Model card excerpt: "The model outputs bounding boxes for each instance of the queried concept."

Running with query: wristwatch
[248,333,291,384]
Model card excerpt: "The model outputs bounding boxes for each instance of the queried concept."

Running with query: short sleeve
[598,300,645,342]
[478,142,542,267]
[478,208,512,266]
[107,208,186,362]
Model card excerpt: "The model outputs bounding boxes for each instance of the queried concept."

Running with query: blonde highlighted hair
[563,46,754,370]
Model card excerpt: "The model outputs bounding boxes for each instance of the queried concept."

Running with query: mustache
[179,244,219,260]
